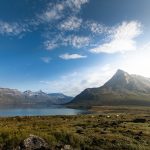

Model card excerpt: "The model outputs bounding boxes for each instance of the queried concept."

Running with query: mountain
[48,93,73,104]
[23,90,53,106]
[0,88,72,108]
[23,91,73,105]
[0,88,25,107]
[68,69,150,107]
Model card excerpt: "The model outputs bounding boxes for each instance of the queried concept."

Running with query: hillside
[48,93,73,104]
[68,69,150,107]
[0,88,72,108]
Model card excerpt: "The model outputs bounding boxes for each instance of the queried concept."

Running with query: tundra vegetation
[0,106,149,150]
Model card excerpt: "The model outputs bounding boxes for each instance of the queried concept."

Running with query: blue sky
[0,0,150,96]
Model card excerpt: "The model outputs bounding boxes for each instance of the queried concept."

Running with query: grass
[0,107,149,149]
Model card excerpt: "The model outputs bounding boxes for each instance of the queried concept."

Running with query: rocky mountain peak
[113,69,129,79]
[69,69,150,107]
[103,69,131,90]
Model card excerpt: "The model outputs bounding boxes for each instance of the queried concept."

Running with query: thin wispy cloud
[38,0,88,23]
[39,65,115,96]
[59,16,82,31]
[90,21,142,53]
[0,0,89,37]
[41,57,51,63]
[36,0,90,50]
[0,1,144,63]
[44,40,58,51]
[59,53,87,60]
[44,34,91,50]
[65,0,89,12]
[64,35,90,48]
[86,21,108,34]
[0,1,143,56]
[38,3,64,22]
[43,21,142,53]
[0,21,28,36]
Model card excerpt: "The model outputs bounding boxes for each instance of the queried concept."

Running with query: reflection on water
[0,106,88,117]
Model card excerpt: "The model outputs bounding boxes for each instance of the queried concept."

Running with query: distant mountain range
[68,69,150,107]
[1,69,150,108]
[0,88,73,108]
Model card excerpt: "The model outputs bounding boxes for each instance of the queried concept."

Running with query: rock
[106,115,110,118]
[55,144,72,150]
[133,118,146,123]
[63,145,72,150]
[76,126,84,134]
[19,134,50,150]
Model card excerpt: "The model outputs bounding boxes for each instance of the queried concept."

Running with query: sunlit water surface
[0,106,88,117]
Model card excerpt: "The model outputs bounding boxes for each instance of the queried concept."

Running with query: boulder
[19,134,50,150]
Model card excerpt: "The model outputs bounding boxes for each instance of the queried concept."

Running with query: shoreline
[0,112,149,149]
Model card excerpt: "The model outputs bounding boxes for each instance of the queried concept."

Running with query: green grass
[0,112,149,149]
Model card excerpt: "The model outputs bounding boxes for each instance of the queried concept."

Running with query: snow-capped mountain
[0,88,72,108]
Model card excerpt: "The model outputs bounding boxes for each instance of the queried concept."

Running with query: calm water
[0,106,87,117]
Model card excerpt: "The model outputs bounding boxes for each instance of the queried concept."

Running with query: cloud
[86,21,108,34]
[41,57,51,63]
[0,21,28,36]
[39,41,150,96]
[71,36,90,48]
[101,64,111,71]
[44,40,58,50]
[0,0,89,38]
[64,35,90,48]
[59,53,87,60]
[44,34,90,50]
[90,21,142,53]
[39,65,116,96]
[0,0,86,37]
[59,16,82,31]
[38,0,90,50]
[66,0,89,10]
[39,3,64,22]
[38,0,89,23]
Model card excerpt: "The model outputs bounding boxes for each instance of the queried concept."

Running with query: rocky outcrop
[19,135,73,150]
[19,134,50,150]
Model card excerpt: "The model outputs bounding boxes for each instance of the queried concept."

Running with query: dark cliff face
[69,69,150,107]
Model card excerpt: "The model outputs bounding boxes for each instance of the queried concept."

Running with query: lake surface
[0,106,88,117]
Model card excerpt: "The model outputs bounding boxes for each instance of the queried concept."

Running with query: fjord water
[0,106,87,117]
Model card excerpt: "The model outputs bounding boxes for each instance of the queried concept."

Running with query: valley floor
[0,106,149,150]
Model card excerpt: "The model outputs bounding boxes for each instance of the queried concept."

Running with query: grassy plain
[0,106,149,150]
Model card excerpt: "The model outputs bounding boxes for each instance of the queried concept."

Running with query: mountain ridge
[68,69,150,107]
[0,88,73,108]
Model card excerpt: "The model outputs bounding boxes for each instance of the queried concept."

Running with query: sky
[0,0,150,96]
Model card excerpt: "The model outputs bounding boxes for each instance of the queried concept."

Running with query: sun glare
[122,48,150,77]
